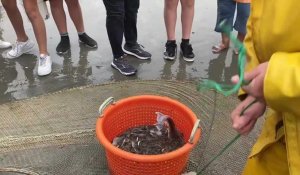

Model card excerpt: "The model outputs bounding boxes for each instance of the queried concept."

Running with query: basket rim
[96,95,202,162]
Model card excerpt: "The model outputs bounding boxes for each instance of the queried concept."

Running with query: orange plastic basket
[96,95,201,175]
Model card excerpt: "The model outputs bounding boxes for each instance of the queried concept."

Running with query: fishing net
[0,80,262,175]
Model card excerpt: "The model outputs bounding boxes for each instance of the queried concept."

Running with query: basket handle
[188,119,201,144]
[98,97,115,117]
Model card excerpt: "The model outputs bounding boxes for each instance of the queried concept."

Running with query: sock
[78,32,86,41]
[60,35,69,42]
[78,32,85,36]
[181,39,190,44]
[40,53,49,58]
[60,32,69,37]
[167,40,176,44]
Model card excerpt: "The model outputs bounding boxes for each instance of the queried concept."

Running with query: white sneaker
[38,54,52,76]
[6,39,35,59]
[0,40,12,49]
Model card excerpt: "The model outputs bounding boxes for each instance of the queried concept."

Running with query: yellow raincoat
[240,0,300,174]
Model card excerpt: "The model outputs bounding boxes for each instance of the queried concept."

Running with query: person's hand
[231,95,266,135]
[231,62,269,101]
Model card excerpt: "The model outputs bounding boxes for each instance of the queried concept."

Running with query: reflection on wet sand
[60,44,93,85]
[0,53,37,103]
[207,50,238,85]
[0,56,17,103]
[161,59,176,80]
[161,56,195,81]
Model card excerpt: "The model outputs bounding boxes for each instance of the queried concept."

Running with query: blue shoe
[123,43,151,60]
[111,55,137,76]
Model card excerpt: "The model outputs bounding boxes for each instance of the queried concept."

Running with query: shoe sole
[79,40,98,49]
[180,51,194,62]
[38,69,52,76]
[111,62,136,76]
[163,55,176,61]
[123,49,151,60]
[7,42,35,59]
[57,48,70,55]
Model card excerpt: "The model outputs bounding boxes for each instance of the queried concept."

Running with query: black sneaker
[164,41,177,60]
[111,55,137,76]
[180,42,195,62]
[123,43,151,60]
[79,33,98,48]
[56,35,70,54]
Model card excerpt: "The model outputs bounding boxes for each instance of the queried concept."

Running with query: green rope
[196,20,258,174]
[197,20,248,96]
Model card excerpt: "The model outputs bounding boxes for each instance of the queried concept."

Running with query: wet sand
[0,0,238,104]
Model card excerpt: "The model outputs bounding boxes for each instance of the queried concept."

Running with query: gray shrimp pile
[112,125,185,155]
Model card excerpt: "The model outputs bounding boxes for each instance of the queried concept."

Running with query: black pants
[103,0,139,58]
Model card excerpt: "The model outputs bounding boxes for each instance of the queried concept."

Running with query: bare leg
[233,32,246,54]
[212,33,230,53]
[49,0,68,34]
[1,0,28,42]
[23,0,48,55]
[164,0,179,41]
[65,0,85,33]
[49,0,72,54]
[237,32,245,42]
[180,0,194,40]
[222,33,230,47]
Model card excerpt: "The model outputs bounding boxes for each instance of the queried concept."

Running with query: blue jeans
[102,0,139,58]
[215,0,250,34]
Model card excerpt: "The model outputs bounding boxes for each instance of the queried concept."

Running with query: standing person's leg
[123,0,151,60]
[0,7,11,49]
[49,0,70,54]
[1,0,28,42]
[23,0,52,76]
[23,0,47,55]
[180,0,195,62]
[1,0,34,58]
[103,0,125,58]
[65,0,97,48]
[123,0,138,46]
[163,0,179,60]
[103,0,136,76]
[212,0,236,53]
[164,0,179,41]
[233,2,250,54]
[181,0,194,40]
[49,0,68,34]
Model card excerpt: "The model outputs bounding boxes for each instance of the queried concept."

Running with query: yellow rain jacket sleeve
[240,0,300,174]
[263,53,300,174]
[266,53,300,116]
